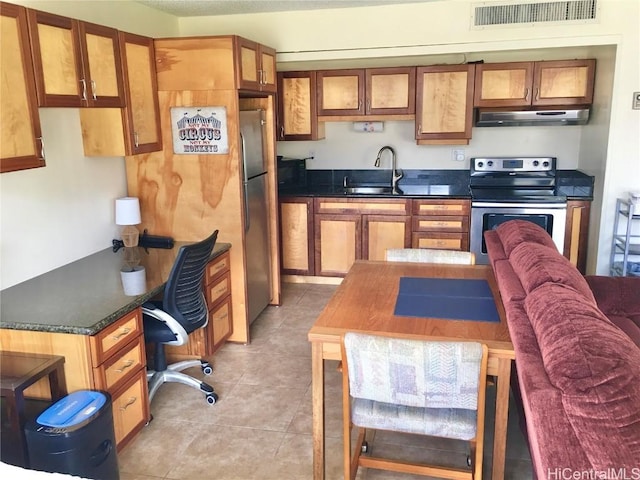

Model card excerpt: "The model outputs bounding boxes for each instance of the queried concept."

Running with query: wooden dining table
[307,260,515,480]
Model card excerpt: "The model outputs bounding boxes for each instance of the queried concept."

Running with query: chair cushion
[351,398,477,440]
[494,219,558,257]
[509,242,596,303]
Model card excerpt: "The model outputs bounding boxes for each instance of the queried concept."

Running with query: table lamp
[115,197,141,247]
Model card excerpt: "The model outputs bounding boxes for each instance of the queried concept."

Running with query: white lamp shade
[115,197,141,225]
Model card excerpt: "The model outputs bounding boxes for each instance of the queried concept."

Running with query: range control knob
[533,160,540,167]
[477,161,484,168]
[543,161,550,167]
[487,160,494,167]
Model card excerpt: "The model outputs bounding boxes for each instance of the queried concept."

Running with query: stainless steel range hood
[475,108,590,127]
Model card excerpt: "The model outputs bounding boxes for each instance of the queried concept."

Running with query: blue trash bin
[25,390,119,480]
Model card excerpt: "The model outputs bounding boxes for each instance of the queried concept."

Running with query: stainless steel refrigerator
[239,109,272,324]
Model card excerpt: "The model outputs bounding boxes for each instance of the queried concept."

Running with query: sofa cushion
[525,283,640,466]
[494,219,557,257]
[510,242,596,303]
[585,275,640,347]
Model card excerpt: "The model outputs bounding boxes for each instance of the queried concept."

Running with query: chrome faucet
[375,145,403,194]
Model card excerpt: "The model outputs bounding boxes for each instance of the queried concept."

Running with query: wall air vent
[472,0,598,28]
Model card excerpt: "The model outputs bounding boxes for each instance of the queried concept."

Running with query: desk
[308,260,514,480]
[0,351,67,466]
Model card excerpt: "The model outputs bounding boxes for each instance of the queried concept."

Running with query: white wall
[0,1,178,288]
[178,0,638,275]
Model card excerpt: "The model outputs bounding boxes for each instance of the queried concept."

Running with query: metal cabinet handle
[112,327,131,340]
[258,69,264,85]
[133,132,139,148]
[115,359,135,373]
[524,87,530,101]
[119,396,137,411]
[90,80,97,100]
[80,79,87,101]
[534,88,540,101]
[37,136,45,159]
[280,125,284,138]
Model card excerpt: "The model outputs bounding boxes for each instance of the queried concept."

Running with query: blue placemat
[393,277,500,322]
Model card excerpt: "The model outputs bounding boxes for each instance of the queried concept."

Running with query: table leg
[492,357,512,480]
[312,341,325,480]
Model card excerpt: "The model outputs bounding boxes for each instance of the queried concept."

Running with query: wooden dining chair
[341,332,488,480]
[385,248,476,265]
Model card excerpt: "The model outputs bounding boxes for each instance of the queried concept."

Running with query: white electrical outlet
[633,92,640,110]
[308,150,315,160]
[452,149,465,162]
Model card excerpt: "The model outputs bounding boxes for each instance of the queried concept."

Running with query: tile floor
[118,282,534,480]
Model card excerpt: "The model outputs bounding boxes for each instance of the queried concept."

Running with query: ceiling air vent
[472,0,598,28]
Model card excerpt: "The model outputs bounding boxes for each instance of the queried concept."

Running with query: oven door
[470,202,567,265]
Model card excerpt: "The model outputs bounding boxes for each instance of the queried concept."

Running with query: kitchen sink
[343,186,395,195]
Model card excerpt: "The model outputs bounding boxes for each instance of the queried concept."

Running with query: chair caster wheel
[361,442,369,453]
[206,392,219,405]
[201,361,213,375]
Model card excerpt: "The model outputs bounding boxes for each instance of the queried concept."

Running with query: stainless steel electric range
[469,157,567,265]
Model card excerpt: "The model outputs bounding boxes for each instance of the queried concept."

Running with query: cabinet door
[277,71,324,141]
[119,32,162,154]
[563,200,590,274]
[363,215,411,261]
[416,65,475,141]
[210,297,232,352]
[315,213,361,276]
[259,44,277,93]
[28,11,124,107]
[473,62,534,107]
[280,197,315,274]
[236,37,275,92]
[533,59,595,106]
[78,21,124,107]
[366,67,415,115]
[317,69,365,116]
[0,2,45,173]
[111,370,149,451]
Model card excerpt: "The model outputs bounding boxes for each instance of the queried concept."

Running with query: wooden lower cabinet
[0,308,150,452]
[313,198,411,276]
[165,250,233,361]
[280,197,315,275]
[411,199,470,251]
[563,200,590,274]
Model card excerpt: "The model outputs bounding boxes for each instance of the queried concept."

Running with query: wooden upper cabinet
[317,67,415,118]
[533,59,596,106]
[277,71,324,141]
[416,64,475,143]
[235,37,276,93]
[27,10,124,107]
[317,69,365,116]
[119,32,162,154]
[474,59,595,107]
[0,2,44,173]
[366,67,415,115]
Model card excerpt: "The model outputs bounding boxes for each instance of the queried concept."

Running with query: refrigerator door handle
[240,132,250,232]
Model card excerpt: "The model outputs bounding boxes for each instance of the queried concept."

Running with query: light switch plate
[633,92,640,110]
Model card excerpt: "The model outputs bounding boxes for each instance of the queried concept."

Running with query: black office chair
[142,229,219,405]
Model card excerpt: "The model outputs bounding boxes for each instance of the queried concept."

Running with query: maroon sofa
[484,220,640,477]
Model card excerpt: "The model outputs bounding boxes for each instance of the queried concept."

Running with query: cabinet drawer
[205,251,229,284]
[112,370,149,450]
[412,232,469,251]
[412,216,469,233]
[210,297,232,350]
[93,336,145,392]
[206,271,231,309]
[412,199,470,216]
[90,309,142,365]
[315,198,409,215]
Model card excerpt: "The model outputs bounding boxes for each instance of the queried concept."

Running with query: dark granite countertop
[0,242,231,336]
[279,168,594,200]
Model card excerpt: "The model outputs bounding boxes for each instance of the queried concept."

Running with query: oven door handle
[471,201,567,209]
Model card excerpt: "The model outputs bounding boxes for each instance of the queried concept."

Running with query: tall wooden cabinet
[0,2,44,173]
[27,9,124,108]
[127,36,281,345]
[415,65,475,144]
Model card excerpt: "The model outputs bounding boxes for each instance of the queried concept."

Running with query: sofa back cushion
[525,283,640,466]
[510,242,596,303]
[494,219,558,257]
